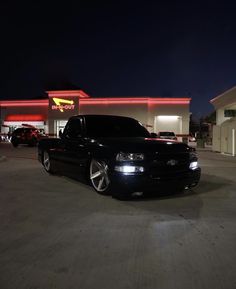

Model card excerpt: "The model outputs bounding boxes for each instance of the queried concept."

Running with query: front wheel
[29,137,37,147]
[42,151,54,174]
[89,159,111,195]
[89,159,131,199]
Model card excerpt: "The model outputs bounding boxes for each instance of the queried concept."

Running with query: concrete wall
[79,103,149,130]
[79,102,190,134]
[224,120,236,155]
[148,104,190,134]
[211,86,236,155]
[1,106,48,118]
[212,120,236,155]
[212,125,221,152]
[0,106,48,133]
[1,98,191,138]
[216,109,230,125]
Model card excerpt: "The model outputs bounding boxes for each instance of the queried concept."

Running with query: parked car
[38,115,201,199]
[11,127,46,147]
[189,134,197,142]
[156,131,177,140]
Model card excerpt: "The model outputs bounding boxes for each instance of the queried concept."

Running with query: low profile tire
[29,137,37,147]
[42,151,54,174]
[89,159,111,195]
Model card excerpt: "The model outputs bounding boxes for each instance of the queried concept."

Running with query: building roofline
[210,86,236,103]
[0,99,49,107]
[0,97,191,107]
[46,90,90,98]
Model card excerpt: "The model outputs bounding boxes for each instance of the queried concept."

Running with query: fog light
[189,161,198,170]
[114,165,144,174]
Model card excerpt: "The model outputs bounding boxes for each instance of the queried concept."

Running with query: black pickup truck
[38,114,201,199]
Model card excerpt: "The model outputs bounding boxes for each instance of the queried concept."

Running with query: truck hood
[93,137,191,153]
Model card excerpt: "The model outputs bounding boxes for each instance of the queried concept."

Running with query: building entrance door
[154,115,182,134]
[56,120,68,137]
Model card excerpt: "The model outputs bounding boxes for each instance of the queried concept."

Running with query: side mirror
[59,130,63,138]
[150,132,157,138]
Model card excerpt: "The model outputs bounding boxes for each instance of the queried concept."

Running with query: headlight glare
[116,152,144,161]
[189,161,198,170]
[114,165,144,174]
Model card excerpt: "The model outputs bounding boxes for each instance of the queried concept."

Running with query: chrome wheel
[43,151,51,172]
[90,159,110,193]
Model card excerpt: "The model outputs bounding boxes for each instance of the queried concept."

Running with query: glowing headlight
[114,165,144,174]
[116,152,144,161]
[189,161,198,170]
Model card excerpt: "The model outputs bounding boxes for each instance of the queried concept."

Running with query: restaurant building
[0,89,191,140]
[210,86,236,156]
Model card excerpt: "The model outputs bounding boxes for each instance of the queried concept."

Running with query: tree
[203,111,216,124]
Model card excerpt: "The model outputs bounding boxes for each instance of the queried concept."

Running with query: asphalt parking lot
[0,142,236,289]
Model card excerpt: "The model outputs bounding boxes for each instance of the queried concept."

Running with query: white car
[189,134,196,142]
[157,131,177,140]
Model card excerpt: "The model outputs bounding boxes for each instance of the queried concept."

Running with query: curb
[196,148,213,152]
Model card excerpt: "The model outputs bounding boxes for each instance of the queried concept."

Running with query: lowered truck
[38,114,201,199]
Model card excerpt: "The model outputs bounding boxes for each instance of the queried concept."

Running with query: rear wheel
[43,151,54,174]
[89,159,111,195]
[29,137,37,146]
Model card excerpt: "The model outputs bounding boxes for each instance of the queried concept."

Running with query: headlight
[114,165,144,174]
[189,161,198,170]
[116,152,144,161]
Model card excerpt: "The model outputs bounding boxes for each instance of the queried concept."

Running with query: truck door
[57,117,88,175]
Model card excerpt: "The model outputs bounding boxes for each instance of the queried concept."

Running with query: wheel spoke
[98,177,105,190]
[97,161,103,167]
[90,170,102,179]
[93,160,103,169]
[90,159,110,193]
[43,152,50,171]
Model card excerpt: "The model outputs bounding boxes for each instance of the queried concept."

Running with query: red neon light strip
[5,114,46,121]
[0,97,190,107]
[0,100,48,107]
[80,98,190,105]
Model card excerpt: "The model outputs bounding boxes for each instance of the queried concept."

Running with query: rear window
[85,116,150,138]
[13,128,37,135]
[160,132,175,136]
[13,128,24,134]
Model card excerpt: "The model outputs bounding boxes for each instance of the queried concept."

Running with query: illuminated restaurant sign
[51,98,75,112]
[49,96,79,119]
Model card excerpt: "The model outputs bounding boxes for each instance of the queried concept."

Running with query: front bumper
[110,167,201,192]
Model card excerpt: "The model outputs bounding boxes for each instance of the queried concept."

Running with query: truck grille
[149,152,189,179]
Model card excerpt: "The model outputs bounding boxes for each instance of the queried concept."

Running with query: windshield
[159,132,175,136]
[85,116,151,138]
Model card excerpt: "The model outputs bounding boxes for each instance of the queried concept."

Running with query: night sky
[1,1,236,118]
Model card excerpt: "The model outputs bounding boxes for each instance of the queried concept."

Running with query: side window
[65,118,82,139]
